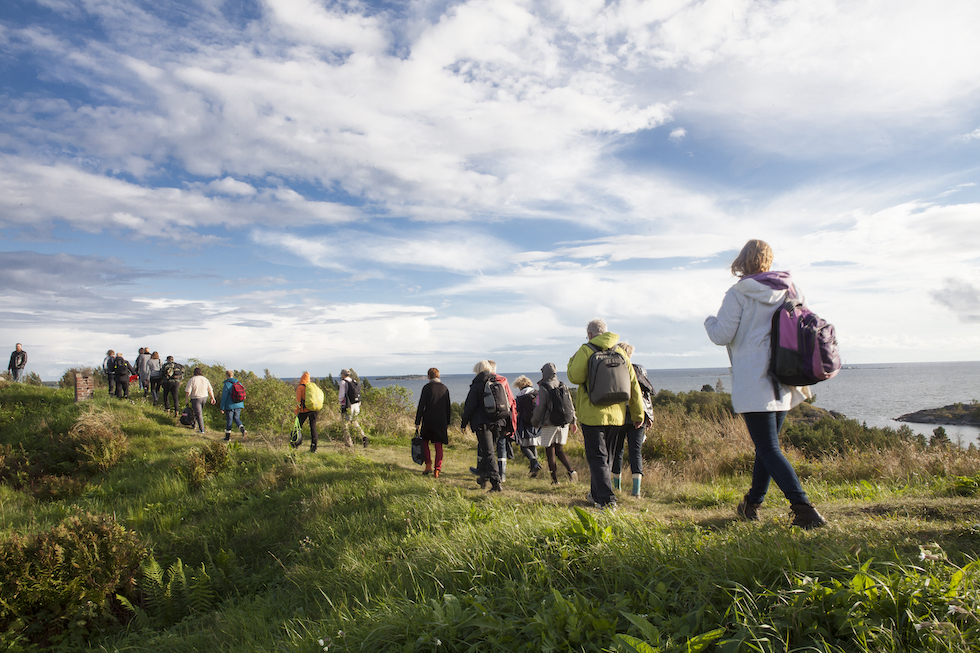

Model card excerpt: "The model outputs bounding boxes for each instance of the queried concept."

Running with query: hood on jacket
[299,372,311,385]
[588,331,620,351]
[540,362,557,380]
[735,271,794,306]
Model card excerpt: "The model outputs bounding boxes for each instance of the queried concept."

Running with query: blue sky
[2,0,979,380]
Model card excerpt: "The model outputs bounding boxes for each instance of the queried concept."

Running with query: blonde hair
[473,360,494,374]
[514,375,532,389]
[618,342,635,358]
[731,239,773,277]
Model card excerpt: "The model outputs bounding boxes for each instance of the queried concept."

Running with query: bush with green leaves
[183,440,231,489]
[0,513,148,648]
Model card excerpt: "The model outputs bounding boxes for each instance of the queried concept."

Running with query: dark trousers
[611,423,645,476]
[161,382,179,415]
[115,376,130,399]
[581,424,620,507]
[299,411,318,450]
[150,377,161,402]
[743,411,808,505]
[107,373,115,396]
[475,423,501,485]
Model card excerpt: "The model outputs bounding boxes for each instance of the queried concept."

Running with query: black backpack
[482,377,510,421]
[548,382,576,426]
[345,379,361,404]
[515,391,537,432]
[585,343,631,406]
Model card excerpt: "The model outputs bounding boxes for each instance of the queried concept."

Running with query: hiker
[160,356,183,416]
[113,351,135,399]
[460,360,507,493]
[220,370,247,442]
[704,239,827,529]
[567,319,644,510]
[608,343,654,498]
[185,367,215,433]
[295,372,320,453]
[338,369,367,448]
[513,375,543,477]
[103,349,116,396]
[531,362,579,485]
[414,367,451,477]
[7,344,27,382]
[135,347,152,394]
[147,351,162,402]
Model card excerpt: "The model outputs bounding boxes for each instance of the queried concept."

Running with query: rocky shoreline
[896,404,980,427]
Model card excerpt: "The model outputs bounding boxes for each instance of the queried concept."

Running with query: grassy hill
[2,378,980,652]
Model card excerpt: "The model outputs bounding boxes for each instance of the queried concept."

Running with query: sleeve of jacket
[566,345,589,386]
[338,379,347,407]
[531,388,547,428]
[460,383,478,430]
[627,361,644,422]
[704,288,744,346]
[220,381,230,410]
[443,388,452,425]
[415,384,429,426]
[502,379,517,434]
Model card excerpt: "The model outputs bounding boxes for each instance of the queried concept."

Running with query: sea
[367,361,980,444]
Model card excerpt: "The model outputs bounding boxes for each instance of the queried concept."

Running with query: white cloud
[669,127,686,141]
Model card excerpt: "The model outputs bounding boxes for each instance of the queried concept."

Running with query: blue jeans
[743,411,808,505]
[610,423,644,476]
[581,424,618,507]
[224,407,244,432]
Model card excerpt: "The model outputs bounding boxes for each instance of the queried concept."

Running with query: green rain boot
[612,474,621,490]
[631,475,642,497]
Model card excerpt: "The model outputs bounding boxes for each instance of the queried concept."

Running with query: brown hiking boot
[790,503,827,529]
[736,494,762,521]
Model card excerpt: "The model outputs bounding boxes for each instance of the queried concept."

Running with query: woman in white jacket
[704,240,826,529]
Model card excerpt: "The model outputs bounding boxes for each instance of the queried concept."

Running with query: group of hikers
[415,239,827,528]
[85,239,825,528]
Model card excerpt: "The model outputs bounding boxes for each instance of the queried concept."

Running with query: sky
[1,0,979,380]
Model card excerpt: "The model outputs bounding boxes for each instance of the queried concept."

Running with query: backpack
[228,379,246,403]
[547,382,576,426]
[344,379,361,405]
[515,391,538,436]
[179,405,194,427]
[163,362,184,381]
[769,298,841,387]
[482,376,511,421]
[289,416,303,448]
[585,343,632,406]
[303,382,324,411]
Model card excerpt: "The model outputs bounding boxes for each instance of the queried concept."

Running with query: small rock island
[897,403,980,426]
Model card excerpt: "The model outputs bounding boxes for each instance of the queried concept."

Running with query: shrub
[183,440,231,489]
[0,513,148,648]
[59,367,107,389]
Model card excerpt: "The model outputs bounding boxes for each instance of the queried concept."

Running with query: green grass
[2,383,980,652]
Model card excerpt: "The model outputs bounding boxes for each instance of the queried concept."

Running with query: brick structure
[75,374,95,402]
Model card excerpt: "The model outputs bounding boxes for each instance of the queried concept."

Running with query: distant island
[897,403,980,427]
[373,374,428,380]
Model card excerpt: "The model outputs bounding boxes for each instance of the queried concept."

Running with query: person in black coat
[460,360,505,492]
[414,367,451,478]
[113,352,134,399]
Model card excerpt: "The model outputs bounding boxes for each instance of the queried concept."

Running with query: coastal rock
[896,404,980,426]
[787,401,845,426]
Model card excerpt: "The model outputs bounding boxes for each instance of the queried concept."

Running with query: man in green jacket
[567,319,644,509]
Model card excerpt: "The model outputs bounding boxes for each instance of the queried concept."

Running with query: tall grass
[2,382,980,652]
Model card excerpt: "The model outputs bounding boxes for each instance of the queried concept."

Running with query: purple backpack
[769,298,841,386]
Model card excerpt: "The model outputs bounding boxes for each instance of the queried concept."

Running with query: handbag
[411,435,425,465]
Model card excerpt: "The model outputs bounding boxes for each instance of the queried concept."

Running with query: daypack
[179,405,194,427]
[482,376,511,421]
[515,391,538,437]
[303,382,324,411]
[585,343,632,406]
[163,362,184,381]
[769,298,841,387]
[228,379,246,403]
[289,417,303,448]
[547,382,576,426]
[344,379,361,405]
